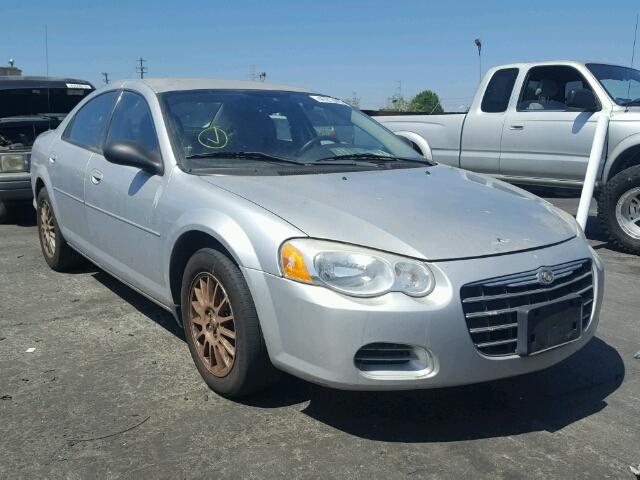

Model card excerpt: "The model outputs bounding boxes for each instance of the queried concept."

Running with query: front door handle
[509,124,524,130]
[90,169,103,185]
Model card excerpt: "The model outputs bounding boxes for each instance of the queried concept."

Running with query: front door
[84,90,167,300]
[500,65,604,183]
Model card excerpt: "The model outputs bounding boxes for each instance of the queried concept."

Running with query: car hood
[200,165,576,261]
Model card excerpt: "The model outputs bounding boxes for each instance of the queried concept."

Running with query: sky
[2,0,640,110]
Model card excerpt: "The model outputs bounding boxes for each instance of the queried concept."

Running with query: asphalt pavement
[0,195,638,479]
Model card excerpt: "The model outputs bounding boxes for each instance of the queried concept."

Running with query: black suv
[0,76,94,221]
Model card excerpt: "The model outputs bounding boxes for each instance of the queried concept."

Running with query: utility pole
[44,25,49,78]
[474,38,482,84]
[136,57,147,79]
[102,72,110,84]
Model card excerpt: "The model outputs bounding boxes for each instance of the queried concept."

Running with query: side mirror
[566,89,598,112]
[103,141,163,175]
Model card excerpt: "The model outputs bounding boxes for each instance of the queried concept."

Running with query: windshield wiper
[186,151,304,165]
[620,100,640,106]
[317,153,434,166]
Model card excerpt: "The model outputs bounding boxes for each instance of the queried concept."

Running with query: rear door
[52,91,118,247]
[460,68,519,173]
[500,65,603,183]
[84,90,167,300]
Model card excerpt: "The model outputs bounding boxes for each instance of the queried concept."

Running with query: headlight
[0,153,30,173]
[552,206,586,240]
[279,239,435,297]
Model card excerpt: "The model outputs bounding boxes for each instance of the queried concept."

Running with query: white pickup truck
[370,61,640,254]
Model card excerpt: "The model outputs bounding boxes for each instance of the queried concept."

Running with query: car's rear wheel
[180,248,278,398]
[598,165,640,255]
[36,188,81,271]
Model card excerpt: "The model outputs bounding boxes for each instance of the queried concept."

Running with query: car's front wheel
[598,165,640,255]
[36,188,81,271]
[180,248,278,398]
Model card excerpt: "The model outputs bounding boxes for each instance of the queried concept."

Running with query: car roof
[0,76,94,90]
[114,77,313,94]
[490,60,631,71]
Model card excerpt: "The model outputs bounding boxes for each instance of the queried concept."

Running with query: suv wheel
[180,248,278,398]
[36,188,81,271]
[598,165,640,254]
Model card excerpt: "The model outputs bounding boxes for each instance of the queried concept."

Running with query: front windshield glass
[161,89,424,171]
[587,63,640,106]
[0,87,93,118]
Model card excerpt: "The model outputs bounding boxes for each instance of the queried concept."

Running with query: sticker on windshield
[66,83,92,89]
[310,95,348,106]
[198,126,229,149]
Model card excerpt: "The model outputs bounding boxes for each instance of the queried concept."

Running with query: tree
[408,90,443,113]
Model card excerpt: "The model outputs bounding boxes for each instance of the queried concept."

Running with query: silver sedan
[30,78,604,398]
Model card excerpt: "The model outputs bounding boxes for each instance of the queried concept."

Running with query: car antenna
[626,13,639,112]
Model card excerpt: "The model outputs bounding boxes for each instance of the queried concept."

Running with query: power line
[136,57,148,79]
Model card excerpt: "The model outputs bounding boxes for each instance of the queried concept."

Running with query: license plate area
[516,294,583,356]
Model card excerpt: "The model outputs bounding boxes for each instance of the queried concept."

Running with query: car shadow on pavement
[70,221,624,443]
[246,337,624,442]
[92,270,184,340]
[9,204,36,227]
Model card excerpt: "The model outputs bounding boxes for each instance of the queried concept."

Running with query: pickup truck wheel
[36,188,81,271]
[180,248,279,398]
[598,165,640,254]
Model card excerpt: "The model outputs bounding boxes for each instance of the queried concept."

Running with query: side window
[62,91,119,151]
[481,68,519,113]
[518,66,596,111]
[106,91,161,158]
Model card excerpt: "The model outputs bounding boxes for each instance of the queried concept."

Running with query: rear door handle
[90,169,103,185]
[509,124,524,130]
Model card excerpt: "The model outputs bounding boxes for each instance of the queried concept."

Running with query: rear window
[0,87,93,118]
[481,68,519,113]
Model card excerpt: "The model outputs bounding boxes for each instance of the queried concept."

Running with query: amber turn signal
[280,242,313,283]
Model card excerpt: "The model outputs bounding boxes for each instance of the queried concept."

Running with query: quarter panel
[375,115,465,166]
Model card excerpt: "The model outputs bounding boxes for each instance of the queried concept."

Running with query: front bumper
[0,173,32,203]
[243,236,604,390]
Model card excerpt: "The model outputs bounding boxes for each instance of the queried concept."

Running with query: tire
[598,165,640,254]
[0,201,8,224]
[180,248,279,398]
[36,188,81,271]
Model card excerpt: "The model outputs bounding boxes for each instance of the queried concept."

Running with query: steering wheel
[297,135,340,156]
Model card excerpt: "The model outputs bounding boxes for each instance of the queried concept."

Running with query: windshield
[0,87,93,119]
[587,63,640,106]
[161,90,424,172]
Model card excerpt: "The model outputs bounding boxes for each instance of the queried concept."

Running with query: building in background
[0,60,22,77]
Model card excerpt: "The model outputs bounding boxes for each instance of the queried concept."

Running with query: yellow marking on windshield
[198,126,229,149]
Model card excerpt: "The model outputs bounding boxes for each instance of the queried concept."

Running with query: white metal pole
[576,114,610,230]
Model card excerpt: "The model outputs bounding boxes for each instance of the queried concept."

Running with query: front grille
[461,259,594,356]
[354,343,414,366]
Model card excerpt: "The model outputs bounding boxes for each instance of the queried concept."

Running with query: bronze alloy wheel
[188,272,237,377]
[39,199,56,258]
